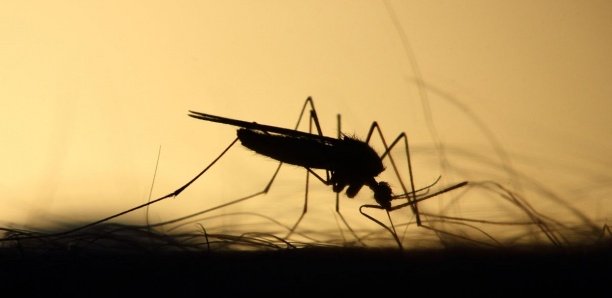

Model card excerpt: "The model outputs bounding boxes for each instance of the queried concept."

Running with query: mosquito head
[371,181,392,210]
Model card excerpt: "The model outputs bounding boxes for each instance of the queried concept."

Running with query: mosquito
[186,97,467,246]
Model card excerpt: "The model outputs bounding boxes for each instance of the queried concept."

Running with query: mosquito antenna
[391,175,442,200]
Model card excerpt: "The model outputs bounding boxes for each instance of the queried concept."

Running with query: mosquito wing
[188,110,338,142]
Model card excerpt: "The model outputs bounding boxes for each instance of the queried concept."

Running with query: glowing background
[1,0,610,248]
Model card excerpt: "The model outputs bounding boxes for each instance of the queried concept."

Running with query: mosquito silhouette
[185,97,467,245]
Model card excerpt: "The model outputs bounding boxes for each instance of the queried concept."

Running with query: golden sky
[1,0,610,247]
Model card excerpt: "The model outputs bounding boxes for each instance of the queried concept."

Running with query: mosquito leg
[284,164,310,239]
[364,123,470,248]
[245,97,323,198]
[330,113,365,246]
[336,113,341,212]
[365,122,420,226]
[358,122,421,248]
[285,102,320,239]
[80,137,241,231]
[286,101,365,246]
[294,96,322,135]
[0,138,241,243]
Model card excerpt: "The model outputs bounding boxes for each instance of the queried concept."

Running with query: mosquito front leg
[365,122,420,226]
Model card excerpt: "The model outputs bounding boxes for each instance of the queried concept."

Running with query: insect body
[188,110,394,209]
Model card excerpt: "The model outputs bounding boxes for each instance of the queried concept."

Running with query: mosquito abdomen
[237,128,335,169]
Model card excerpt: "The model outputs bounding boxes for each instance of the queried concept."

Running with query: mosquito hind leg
[164,97,326,243]
[161,97,324,242]
[285,97,325,239]
[14,137,243,240]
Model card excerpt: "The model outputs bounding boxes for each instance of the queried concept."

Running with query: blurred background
[1,0,610,249]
